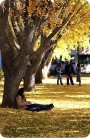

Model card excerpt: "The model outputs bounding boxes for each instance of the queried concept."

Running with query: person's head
[16,88,25,97]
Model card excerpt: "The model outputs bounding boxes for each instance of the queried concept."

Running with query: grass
[0,78,90,138]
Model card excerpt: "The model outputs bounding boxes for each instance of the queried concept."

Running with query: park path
[42,76,90,84]
[40,76,90,109]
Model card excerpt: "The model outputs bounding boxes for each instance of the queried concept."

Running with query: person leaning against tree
[16,88,54,111]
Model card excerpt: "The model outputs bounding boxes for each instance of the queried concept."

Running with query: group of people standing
[56,60,81,86]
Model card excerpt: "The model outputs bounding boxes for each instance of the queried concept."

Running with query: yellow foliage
[2,0,90,57]
[33,36,41,51]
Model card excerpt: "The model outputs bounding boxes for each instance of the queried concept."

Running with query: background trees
[51,0,90,60]
[0,0,90,108]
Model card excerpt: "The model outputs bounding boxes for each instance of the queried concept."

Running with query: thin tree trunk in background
[35,46,55,83]
[24,51,45,91]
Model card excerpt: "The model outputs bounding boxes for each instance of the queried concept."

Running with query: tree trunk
[24,50,45,91]
[42,64,50,79]
[2,75,19,108]
[1,52,28,108]
[36,46,54,82]
[35,66,42,84]
[24,66,35,91]
[1,67,28,108]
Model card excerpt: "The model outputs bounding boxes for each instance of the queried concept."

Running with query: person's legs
[57,79,59,85]
[57,72,60,85]
[60,77,63,85]
[27,103,54,111]
[79,81,81,86]
[79,77,81,86]
[67,78,69,85]
[78,75,81,86]
[70,76,74,85]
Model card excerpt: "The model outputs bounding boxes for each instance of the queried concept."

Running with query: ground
[0,76,90,138]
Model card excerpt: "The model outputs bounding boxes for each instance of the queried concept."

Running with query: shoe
[45,104,54,110]
[48,104,54,110]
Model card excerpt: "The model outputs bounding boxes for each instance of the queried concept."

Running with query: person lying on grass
[16,88,54,112]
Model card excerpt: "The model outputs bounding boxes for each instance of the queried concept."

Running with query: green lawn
[0,82,90,138]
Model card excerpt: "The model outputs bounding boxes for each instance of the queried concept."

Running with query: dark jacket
[65,63,74,75]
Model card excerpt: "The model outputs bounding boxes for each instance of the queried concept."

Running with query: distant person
[65,60,74,85]
[56,63,63,85]
[16,88,54,111]
[57,55,62,64]
[76,63,81,86]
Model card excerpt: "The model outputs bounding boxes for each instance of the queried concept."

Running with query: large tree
[0,0,53,107]
[0,0,90,108]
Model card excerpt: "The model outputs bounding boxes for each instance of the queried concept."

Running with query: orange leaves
[3,0,90,53]
[27,0,52,19]
[27,1,37,13]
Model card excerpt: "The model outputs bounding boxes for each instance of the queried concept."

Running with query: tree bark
[35,66,42,84]
[24,50,45,91]
[24,65,36,91]
[35,46,55,83]
[2,75,19,108]
[1,51,28,108]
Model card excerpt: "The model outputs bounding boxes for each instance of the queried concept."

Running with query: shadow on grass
[0,83,90,137]
[0,108,90,138]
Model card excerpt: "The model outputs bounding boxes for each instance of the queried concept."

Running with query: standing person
[57,55,62,64]
[16,88,54,111]
[76,63,81,86]
[56,63,63,85]
[65,60,74,85]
